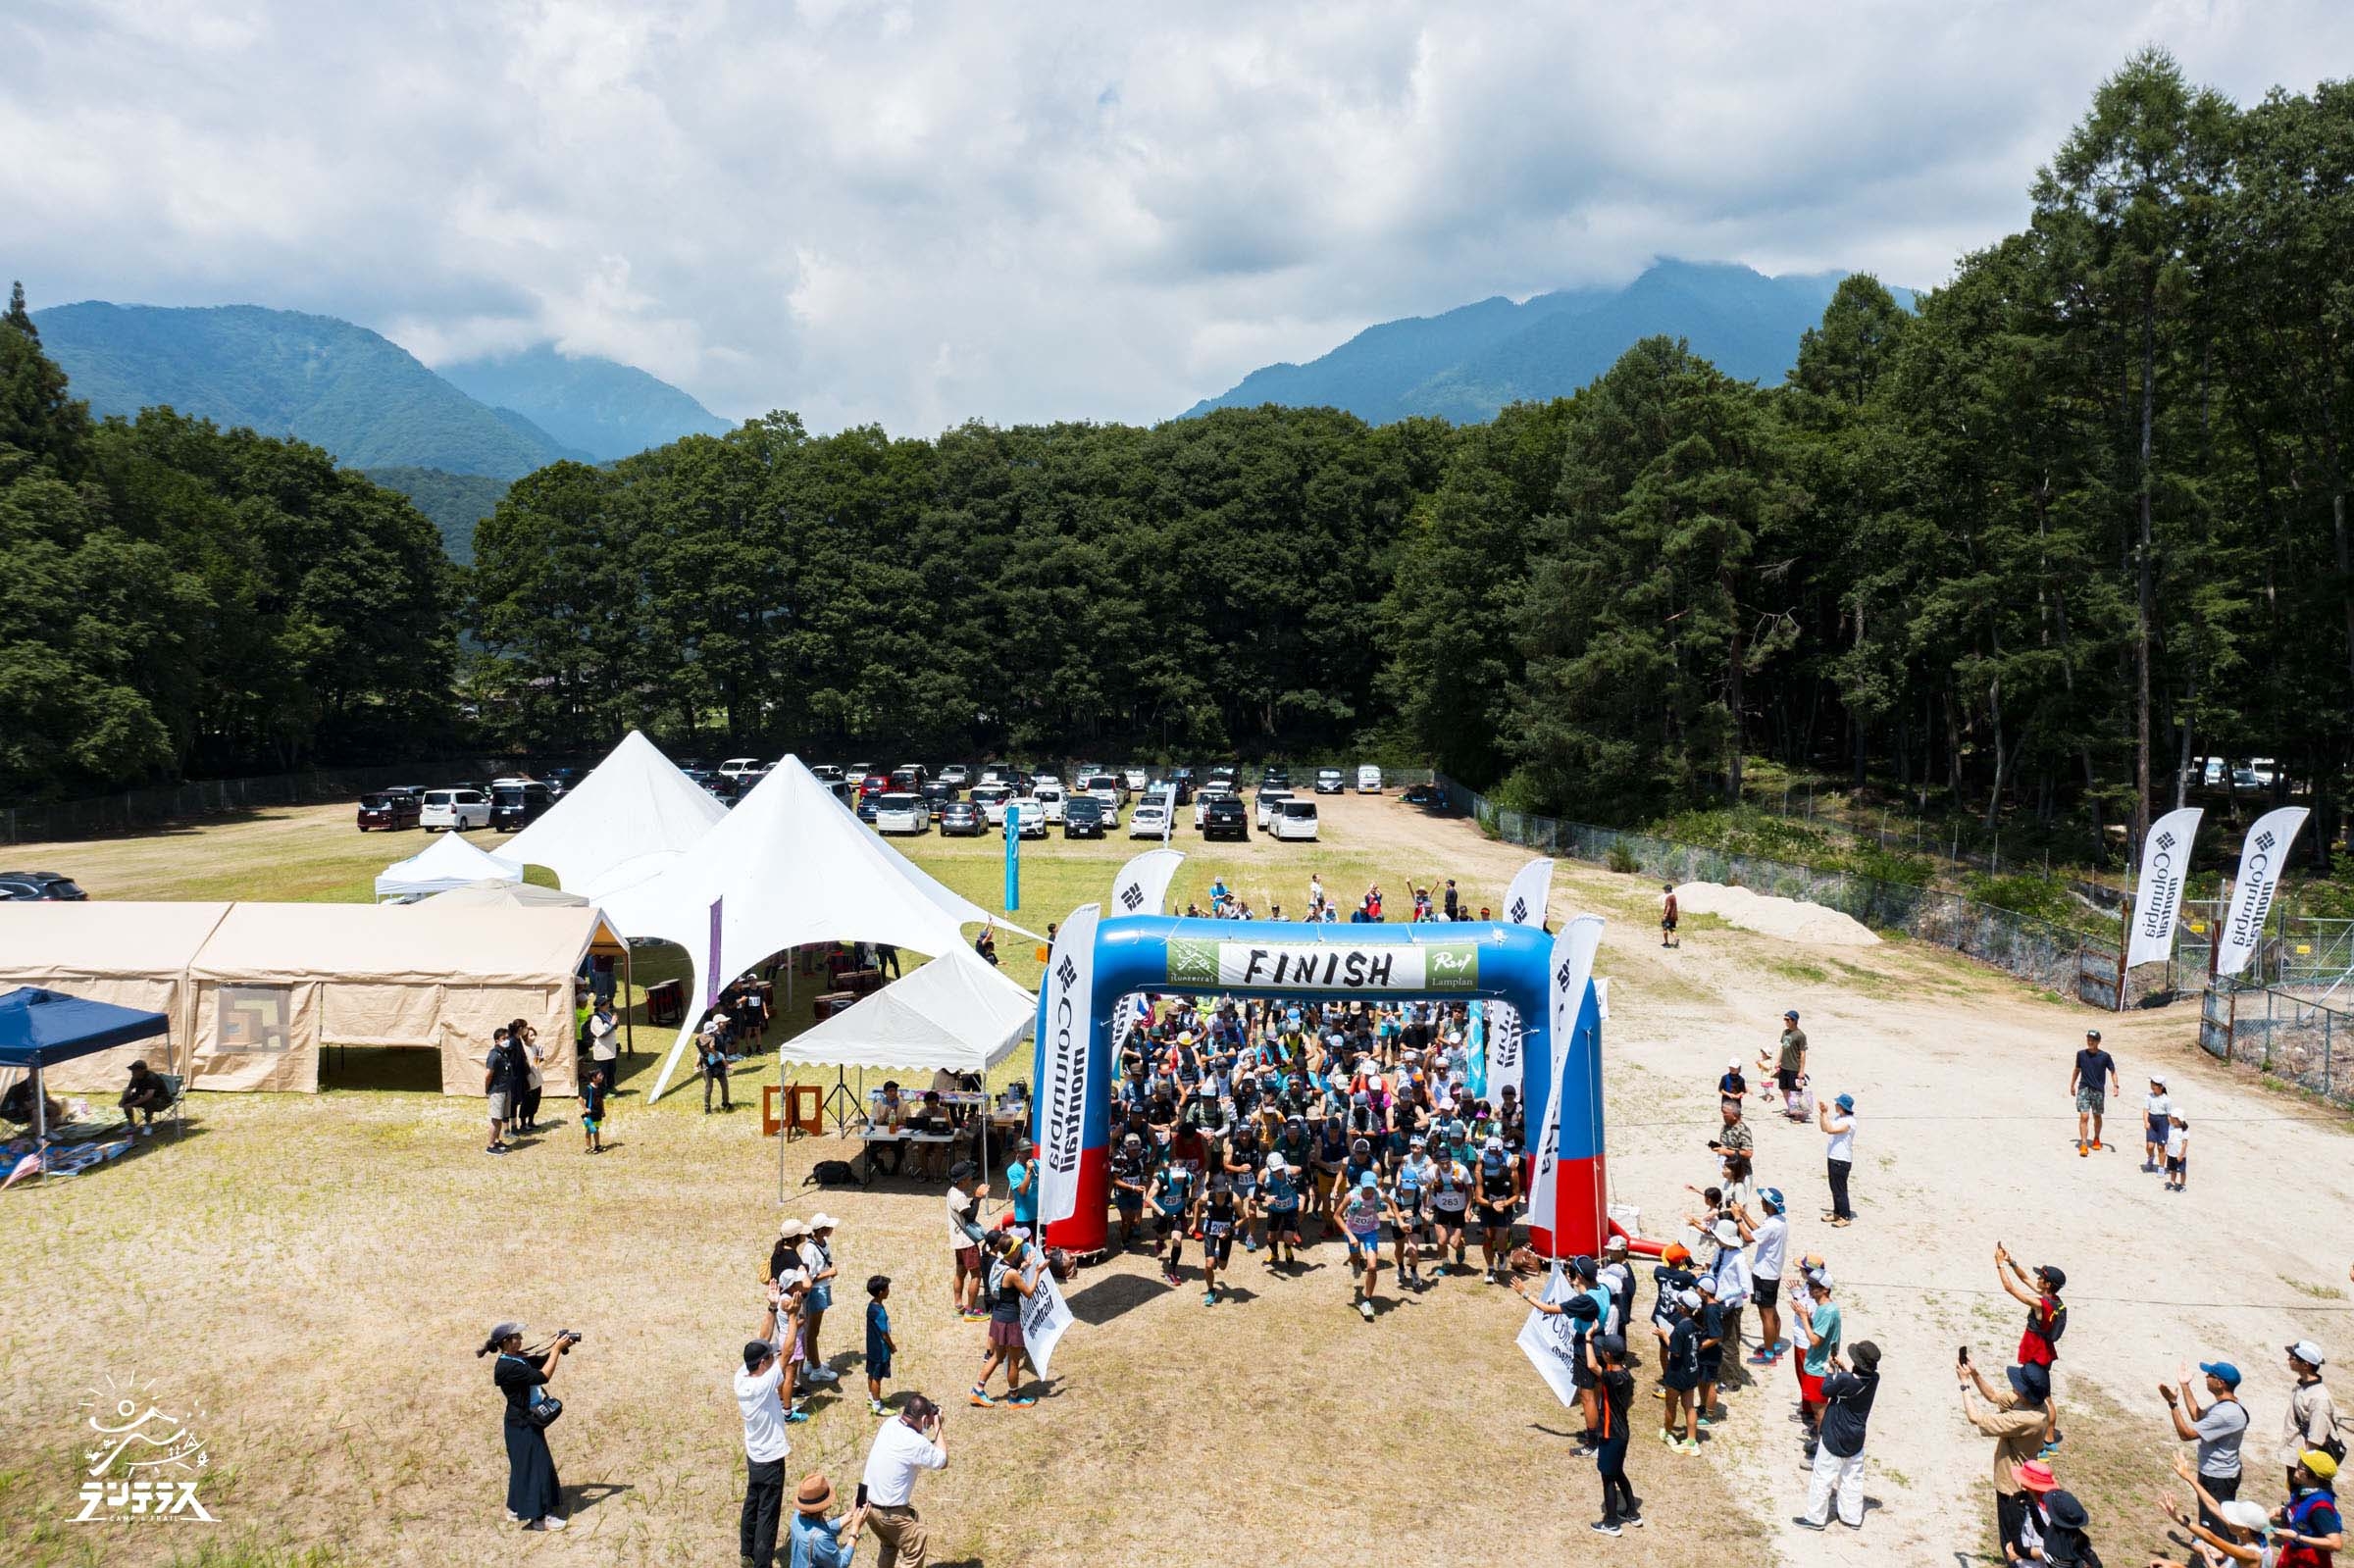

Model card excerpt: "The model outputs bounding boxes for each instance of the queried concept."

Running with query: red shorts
[955,1245,980,1274]
[1797,1368,1825,1405]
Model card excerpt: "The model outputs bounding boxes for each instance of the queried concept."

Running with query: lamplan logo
[1168,940,1481,991]
[73,1372,217,1524]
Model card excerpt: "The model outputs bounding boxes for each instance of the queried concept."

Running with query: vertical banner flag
[1504,858,1556,931]
[1485,858,1554,1106]
[1464,1001,1488,1099]
[706,896,725,1009]
[1019,1257,1075,1377]
[1109,849,1185,922]
[2217,807,2309,978]
[1036,902,1100,1228]
[1003,806,1021,911]
[1526,914,1605,1237]
[2125,807,2203,969]
[1514,1261,1582,1407]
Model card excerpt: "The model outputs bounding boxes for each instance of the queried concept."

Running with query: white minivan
[1030,782,1067,824]
[1356,765,1383,793]
[420,786,490,832]
[873,793,930,835]
[1273,798,1320,841]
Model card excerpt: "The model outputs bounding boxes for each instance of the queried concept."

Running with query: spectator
[1709,1098,1755,1161]
[945,1163,986,1321]
[1792,1270,1843,1457]
[1775,1010,1809,1121]
[2167,1359,2250,1532]
[2156,1451,2279,1568]
[2010,1459,2059,1563]
[1741,1188,1790,1366]
[1003,1138,1038,1234]
[876,942,900,980]
[1993,1244,2067,1451]
[2034,1492,2098,1567]
[859,1392,947,1568]
[739,1284,797,1568]
[1796,1339,1880,1531]
[480,1320,575,1533]
[1706,1218,1752,1390]
[865,1275,896,1416]
[514,1020,545,1134]
[2069,1028,2120,1157]
[1715,1057,1745,1115]
[587,998,620,1089]
[2282,1340,2336,1492]
[1588,1334,1641,1536]
[580,1067,608,1155]
[2166,1113,2191,1191]
[970,1230,1039,1407]
[2278,1449,2345,1564]
[1961,1352,2050,1550]
[1661,884,1680,948]
[483,1027,516,1156]
[1818,1092,1857,1226]
[2142,1073,2173,1173]
[800,1216,841,1384]
[788,1471,866,1568]
[120,1060,171,1133]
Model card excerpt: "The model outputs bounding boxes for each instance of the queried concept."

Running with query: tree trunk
[2133,265,2157,846]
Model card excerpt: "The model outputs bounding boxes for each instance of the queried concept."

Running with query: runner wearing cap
[2168,1357,2250,1532]
[1148,1157,1197,1288]
[2143,1074,2174,1174]
[1431,1140,1473,1275]
[1261,1152,1304,1268]
[1740,1189,1790,1364]
[1109,1134,1149,1250]
[2069,1029,2120,1157]
[1338,1169,1386,1320]
[2283,1340,2337,1492]
[1391,1135,1435,1290]
[1310,1113,1348,1236]
[1197,1174,1241,1307]
[1474,1135,1521,1284]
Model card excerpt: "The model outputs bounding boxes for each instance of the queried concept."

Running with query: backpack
[805,1160,860,1188]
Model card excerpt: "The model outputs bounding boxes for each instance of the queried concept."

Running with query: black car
[541,767,583,797]
[938,801,986,836]
[490,781,553,832]
[1200,796,1249,840]
[1259,766,1291,788]
[1401,783,1439,808]
[920,779,959,807]
[856,793,882,824]
[0,870,88,900]
[356,787,423,832]
[1063,797,1106,838]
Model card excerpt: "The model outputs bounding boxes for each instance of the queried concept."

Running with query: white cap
[1728,1058,1741,1071]
[1677,1289,1703,1308]
[1713,1218,1741,1245]
[1265,1153,1287,1173]
[2288,1340,2328,1368]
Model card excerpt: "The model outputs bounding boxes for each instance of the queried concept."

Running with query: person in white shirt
[860,1392,948,1567]
[1740,1188,1792,1363]
[2142,1075,2173,1173]
[588,1000,619,1087]
[737,1283,797,1568]
[1709,1217,1754,1374]
[1818,1093,1858,1226]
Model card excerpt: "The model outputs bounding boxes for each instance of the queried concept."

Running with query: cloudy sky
[5,1,2346,432]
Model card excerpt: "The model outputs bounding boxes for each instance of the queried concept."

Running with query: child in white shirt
[2163,1114,2189,1191]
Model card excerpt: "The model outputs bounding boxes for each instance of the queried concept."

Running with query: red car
[357,787,424,831]
[858,774,891,801]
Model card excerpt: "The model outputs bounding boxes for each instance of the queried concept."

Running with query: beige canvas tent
[0,901,624,1096]
[0,902,230,1090]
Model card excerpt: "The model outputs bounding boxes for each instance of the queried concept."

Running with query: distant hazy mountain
[30,302,588,478]
[1185,260,1914,425]
[438,344,731,462]
[359,467,509,566]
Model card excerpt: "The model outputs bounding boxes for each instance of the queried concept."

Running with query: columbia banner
[1036,902,1100,1228]
[1109,849,1184,922]
[2125,807,2202,969]
[1527,914,1604,1239]
[1503,858,1555,931]
[1020,1259,1075,1378]
[1485,858,1553,1105]
[1514,1262,1582,1407]
[2217,807,2308,979]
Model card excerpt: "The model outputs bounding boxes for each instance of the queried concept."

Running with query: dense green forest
[6,53,2350,870]
[0,285,456,797]
[358,466,510,565]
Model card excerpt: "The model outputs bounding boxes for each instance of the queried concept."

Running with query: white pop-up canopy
[375,833,523,900]
[606,755,1035,1099]
[501,730,728,901]
[782,948,1036,1075]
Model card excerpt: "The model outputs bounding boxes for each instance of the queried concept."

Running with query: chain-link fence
[1,760,517,844]
[2199,984,2353,1105]
[1435,775,2118,1002]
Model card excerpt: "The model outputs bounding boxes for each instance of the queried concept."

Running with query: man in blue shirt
[786,1471,866,1567]
[1005,1138,1038,1232]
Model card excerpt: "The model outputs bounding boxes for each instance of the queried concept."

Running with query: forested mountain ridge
[438,345,732,462]
[357,467,510,565]
[1185,260,1915,425]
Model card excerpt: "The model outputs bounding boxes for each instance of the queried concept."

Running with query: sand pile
[1673,881,1880,947]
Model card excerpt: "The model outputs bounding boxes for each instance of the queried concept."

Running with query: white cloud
[2,0,2346,431]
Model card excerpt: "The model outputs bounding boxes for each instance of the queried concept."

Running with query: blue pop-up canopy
[0,986,170,1069]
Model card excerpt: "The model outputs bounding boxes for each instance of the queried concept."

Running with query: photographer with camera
[860,1391,948,1567]
[478,1319,580,1532]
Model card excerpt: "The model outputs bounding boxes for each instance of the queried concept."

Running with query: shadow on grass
[562,1481,632,1517]
[1066,1270,1166,1326]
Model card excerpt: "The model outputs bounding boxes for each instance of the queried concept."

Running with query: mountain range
[1185,260,1914,425]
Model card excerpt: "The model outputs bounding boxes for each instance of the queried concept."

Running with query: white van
[1356,765,1383,793]
[420,786,490,832]
[1030,782,1067,824]
[874,793,930,835]
[1273,798,1320,841]
[718,757,763,783]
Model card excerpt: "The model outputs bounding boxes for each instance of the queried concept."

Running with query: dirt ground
[3,793,2346,1566]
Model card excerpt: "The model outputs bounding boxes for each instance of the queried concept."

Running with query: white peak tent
[783,947,1036,1076]
[501,730,727,902]
[375,833,522,900]
[603,755,1036,1100]
[419,879,591,911]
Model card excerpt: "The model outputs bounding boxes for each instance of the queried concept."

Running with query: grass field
[4,793,2345,1568]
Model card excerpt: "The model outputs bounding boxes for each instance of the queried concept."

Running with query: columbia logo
[1509,898,1527,923]
[1119,885,1145,911]
[1054,955,1078,987]
[2156,831,2175,850]
[2256,831,2276,852]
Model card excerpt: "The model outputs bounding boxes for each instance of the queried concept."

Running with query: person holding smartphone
[859,1392,947,1567]
[786,1470,866,1567]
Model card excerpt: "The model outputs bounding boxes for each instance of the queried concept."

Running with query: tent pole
[33,1061,47,1186]
[624,945,637,1059]
[777,1039,788,1207]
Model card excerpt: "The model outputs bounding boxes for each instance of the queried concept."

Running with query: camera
[558,1330,583,1352]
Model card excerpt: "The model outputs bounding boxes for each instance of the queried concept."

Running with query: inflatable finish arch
[1030,913,1607,1258]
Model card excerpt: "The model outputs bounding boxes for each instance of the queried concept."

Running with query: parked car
[1259,766,1291,788]
[1314,768,1345,794]
[1004,799,1049,838]
[1356,764,1383,793]
[920,779,959,807]
[844,761,874,781]
[541,767,582,797]
[1165,768,1197,804]
[1082,775,1121,808]
[1200,795,1249,841]
[1400,783,1438,808]
[356,787,423,832]
[859,773,892,801]
[972,784,1014,825]
[1193,783,1236,829]
[0,870,87,900]
[855,793,882,824]
[874,793,930,835]
[1254,789,1294,831]
[890,764,926,792]
[1129,802,1170,838]
[809,763,845,784]
[420,787,491,832]
[1121,766,1149,792]
[718,757,764,784]
[1272,798,1320,841]
[1030,782,1067,824]
[979,762,1013,785]
[938,801,985,836]
[489,780,552,833]
[1064,797,1108,838]
[1208,765,1238,785]
[938,764,973,788]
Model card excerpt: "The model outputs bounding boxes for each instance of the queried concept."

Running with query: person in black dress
[479,1320,576,1530]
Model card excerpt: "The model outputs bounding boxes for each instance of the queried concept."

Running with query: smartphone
[1958,1345,1970,1365]
[854,1483,868,1508]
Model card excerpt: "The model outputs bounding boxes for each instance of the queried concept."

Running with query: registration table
[855,1090,1029,1186]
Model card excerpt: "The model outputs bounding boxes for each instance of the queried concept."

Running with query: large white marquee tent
[780,947,1036,1076]
[500,730,728,904]
[375,832,522,900]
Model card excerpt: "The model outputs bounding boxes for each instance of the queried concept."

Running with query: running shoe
[1005,1394,1037,1407]
[1203,1290,1217,1307]
[2077,1140,2087,1157]
[869,1399,888,1416]
[1623,1510,1646,1529]
[968,1389,996,1408]
[1356,1299,1374,1322]
[1589,1521,1623,1537]
[785,1407,810,1424]
[1161,1270,1181,1288]
[1676,1438,1702,1455]
[2090,1140,2103,1150]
